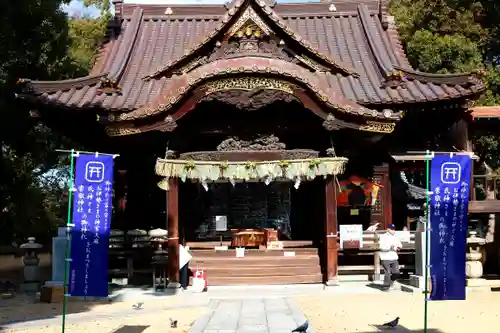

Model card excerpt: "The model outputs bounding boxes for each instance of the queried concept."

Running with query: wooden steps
[188,248,322,286]
[189,274,322,285]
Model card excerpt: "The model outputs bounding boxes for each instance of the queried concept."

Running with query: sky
[62,0,318,17]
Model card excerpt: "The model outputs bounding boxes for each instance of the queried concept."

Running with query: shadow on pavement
[369,325,444,332]
[366,283,386,291]
[110,325,150,333]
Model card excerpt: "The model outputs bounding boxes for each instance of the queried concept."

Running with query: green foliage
[390,0,500,168]
[83,0,110,13]
[0,0,107,245]
[67,17,108,76]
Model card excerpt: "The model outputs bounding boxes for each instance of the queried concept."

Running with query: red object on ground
[194,269,207,291]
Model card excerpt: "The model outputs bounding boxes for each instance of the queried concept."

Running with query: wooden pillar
[371,164,392,229]
[452,117,472,152]
[113,169,128,230]
[167,178,180,287]
[325,176,339,285]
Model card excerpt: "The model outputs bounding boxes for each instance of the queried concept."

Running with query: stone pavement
[189,298,313,333]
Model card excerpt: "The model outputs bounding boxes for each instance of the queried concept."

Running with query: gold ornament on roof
[105,127,141,136]
[359,121,395,133]
[98,77,121,95]
[228,7,271,37]
[204,77,294,95]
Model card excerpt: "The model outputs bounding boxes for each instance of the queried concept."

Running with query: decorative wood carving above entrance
[158,115,178,132]
[201,90,298,110]
[179,150,319,162]
[359,121,396,133]
[201,77,298,110]
[322,114,340,131]
[216,135,286,151]
[204,77,294,94]
[105,127,141,136]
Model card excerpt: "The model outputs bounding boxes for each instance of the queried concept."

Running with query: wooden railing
[470,174,500,213]
[338,232,416,278]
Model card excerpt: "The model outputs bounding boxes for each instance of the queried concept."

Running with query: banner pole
[62,150,76,333]
[424,150,432,333]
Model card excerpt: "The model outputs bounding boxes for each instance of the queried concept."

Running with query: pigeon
[292,320,308,332]
[383,317,399,328]
[366,223,380,233]
[170,317,178,328]
[132,302,143,310]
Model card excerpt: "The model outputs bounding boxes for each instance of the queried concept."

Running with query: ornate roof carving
[114,57,399,122]
[144,0,358,80]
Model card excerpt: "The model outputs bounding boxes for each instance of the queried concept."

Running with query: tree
[82,0,111,13]
[0,0,106,245]
[67,17,108,76]
[390,0,500,168]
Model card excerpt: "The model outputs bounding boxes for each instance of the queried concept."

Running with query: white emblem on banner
[440,162,461,184]
[85,162,105,182]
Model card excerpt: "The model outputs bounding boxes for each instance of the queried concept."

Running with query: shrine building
[17,0,485,286]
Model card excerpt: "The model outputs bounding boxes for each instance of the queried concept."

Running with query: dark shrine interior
[36,94,461,241]
[112,97,394,243]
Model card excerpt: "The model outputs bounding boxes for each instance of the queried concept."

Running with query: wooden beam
[325,176,339,285]
[469,200,500,213]
[167,178,180,287]
[371,164,392,229]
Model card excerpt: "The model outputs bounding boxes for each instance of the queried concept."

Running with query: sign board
[395,230,411,243]
[215,215,228,232]
[267,241,283,250]
[339,224,363,250]
[69,154,114,297]
[236,247,245,257]
[429,154,471,301]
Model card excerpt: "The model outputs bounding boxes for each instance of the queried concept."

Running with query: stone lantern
[19,237,43,292]
[466,231,486,284]
[149,228,168,291]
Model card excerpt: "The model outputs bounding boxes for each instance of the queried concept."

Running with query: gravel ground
[296,291,500,333]
[1,306,207,333]
[0,294,194,326]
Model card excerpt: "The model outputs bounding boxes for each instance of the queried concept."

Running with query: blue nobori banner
[69,154,114,297]
[429,154,471,301]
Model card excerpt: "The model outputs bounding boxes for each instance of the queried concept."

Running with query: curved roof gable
[144,0,359,80]
[17,0,485,112]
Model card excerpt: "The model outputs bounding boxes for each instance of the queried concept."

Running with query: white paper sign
[215,215,228,232]
[236,247,245,258]
[179,244,192,269]
[339,224,364,250]
[395,231,411,243]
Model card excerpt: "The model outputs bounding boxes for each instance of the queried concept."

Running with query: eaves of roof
[17,0,485,113]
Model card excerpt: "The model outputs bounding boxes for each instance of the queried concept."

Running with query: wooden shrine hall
[17,0,485,286]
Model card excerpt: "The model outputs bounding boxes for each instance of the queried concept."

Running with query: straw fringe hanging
[155,157,348,190]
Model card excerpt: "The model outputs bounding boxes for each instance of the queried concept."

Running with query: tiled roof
[19,0,484,116]
[470,106,500,119]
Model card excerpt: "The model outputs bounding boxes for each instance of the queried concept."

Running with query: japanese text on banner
[69,154,114,297]
[429,155,471,301]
